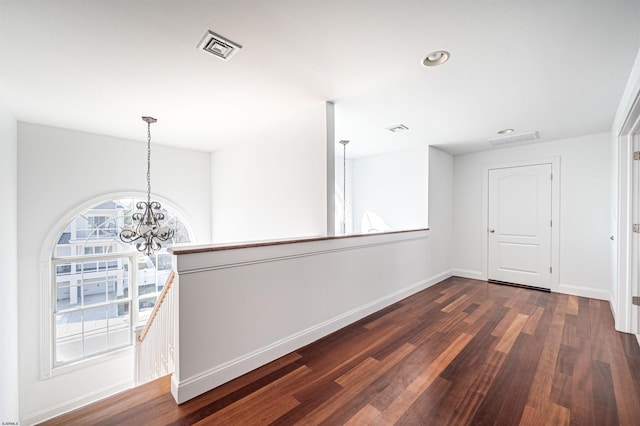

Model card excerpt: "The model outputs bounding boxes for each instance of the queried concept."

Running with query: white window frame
[40,192,194,379]
[51,252,138,368]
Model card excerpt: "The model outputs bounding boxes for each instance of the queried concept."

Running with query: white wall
[17,122,211,423]
[428,147,454,274]
[610,128,620,319]
[352,148,429,233]
[171,145,454,404]
[171,229,449,403]
[453,133,612,300]
[210,104,327,243]
[0,105,19,423]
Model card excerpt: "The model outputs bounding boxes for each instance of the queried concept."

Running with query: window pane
[156,253,172,271]
[82,278,107,306]
[77,261,98,273]
[108,302,131,348]
[56,282,77,311]
[55,312,83,364]
[137,295,157,323]
[83,306,108,356]
[137,256,157,295]
[156,270,171,292]
[107,273,129,302]
[56,264,71,275]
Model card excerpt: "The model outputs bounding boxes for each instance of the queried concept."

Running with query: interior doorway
[615,93,640,335]
[487,164,553,290]
[482,158,560,292]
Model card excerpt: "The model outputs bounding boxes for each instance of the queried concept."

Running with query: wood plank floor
[43,277,640,425]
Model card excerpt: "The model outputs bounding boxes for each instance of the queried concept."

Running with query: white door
[488,164,552,289]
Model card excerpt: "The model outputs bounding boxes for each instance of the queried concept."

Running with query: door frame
[481,157,561,293]
[616,97,640,334]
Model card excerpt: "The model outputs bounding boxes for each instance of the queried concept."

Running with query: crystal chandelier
[119,116,174,255]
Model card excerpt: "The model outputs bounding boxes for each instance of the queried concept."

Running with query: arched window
[51,196,191,367]
[360,209,390,234]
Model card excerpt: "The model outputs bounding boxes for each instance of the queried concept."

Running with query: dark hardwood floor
[43,277,640,425]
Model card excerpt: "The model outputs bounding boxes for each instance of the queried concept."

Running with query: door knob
[489,229,495,233]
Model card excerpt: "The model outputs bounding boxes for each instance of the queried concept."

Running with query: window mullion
[130,253,139,327]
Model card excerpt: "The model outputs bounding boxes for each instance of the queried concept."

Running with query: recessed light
[422,50,450,67]
[497,128,514,134]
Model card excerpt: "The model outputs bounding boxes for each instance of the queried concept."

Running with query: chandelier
[119,116,174,255]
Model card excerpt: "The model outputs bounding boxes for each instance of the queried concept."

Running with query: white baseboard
[558,283,609,301]
[609,299,618,323]
[452,269,484,280]
[21,379,133,426]
[171,270,453,404]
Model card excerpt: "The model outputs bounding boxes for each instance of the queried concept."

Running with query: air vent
[489,131,540,146]
[197,30,242,61]
[387,124,409,133]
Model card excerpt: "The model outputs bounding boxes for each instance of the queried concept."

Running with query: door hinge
[634,151,640,161]
[634,224,640,233]
[632,296,640,306]
[550,266,552,273]
[550,173,553,181]
[550,220,552,227]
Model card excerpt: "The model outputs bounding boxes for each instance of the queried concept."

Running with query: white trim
[39,191,195,379]
[21,379,133,426]
[613,50,640,136]
[612,48,640,334]
[632,133,640,335]
[636,334,640,348]
[174,230,430,273]
[616,134,634,332]
[177,236,429,275]
[481,157,561,292]
[610,299,618,322]
[171,269,452,404]
[615,108,640,334]
[46,346,134,379]
[452,269,484,280]
[558,283,609,301]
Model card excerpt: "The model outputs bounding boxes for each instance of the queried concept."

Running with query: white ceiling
[1,1,639,158]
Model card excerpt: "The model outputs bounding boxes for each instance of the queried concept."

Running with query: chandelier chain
[147,121,151,204]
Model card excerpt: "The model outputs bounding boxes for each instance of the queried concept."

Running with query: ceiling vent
[197,30,242,61]
[489,131,540,147]
[387,124,409,133]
